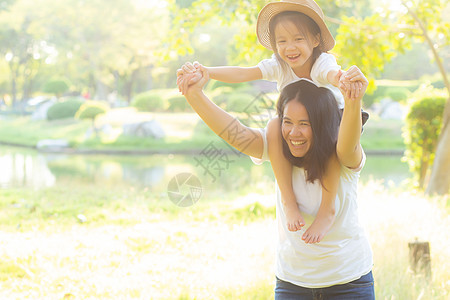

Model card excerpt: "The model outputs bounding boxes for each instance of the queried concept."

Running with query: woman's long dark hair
[276,80,341,185]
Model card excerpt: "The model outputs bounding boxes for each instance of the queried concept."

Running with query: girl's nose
[286,42,296,50]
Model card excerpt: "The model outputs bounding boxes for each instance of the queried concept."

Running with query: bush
[209,80,251,91]
[215,92,258,113]
[167,95,189,112]
[75,101,108,121]
[131,91,164,112]
[364,84,419,107]
[386,87,410,102]
[403,93,446,189]
[42,79,70,97]
[47,98,84,121]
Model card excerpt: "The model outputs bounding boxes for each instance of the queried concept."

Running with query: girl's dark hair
[269,11,325,75]
[276,80,341,185]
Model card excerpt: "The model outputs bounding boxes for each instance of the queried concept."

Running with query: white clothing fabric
[257,53,344,108]
[251,127,373,288]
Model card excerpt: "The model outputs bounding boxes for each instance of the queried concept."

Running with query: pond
[0,146,412,199]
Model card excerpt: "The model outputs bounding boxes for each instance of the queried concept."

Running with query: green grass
[361,118,405,151]
[0,181,275,231]
[0,181,448,299]
[0,117,90,147]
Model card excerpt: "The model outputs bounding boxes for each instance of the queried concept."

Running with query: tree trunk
[95,80,108,101]
[419,159,429,190]
[426,118,450,195]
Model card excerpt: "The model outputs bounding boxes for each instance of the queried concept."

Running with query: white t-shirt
[252,127,373,288]
[257,53,344,108]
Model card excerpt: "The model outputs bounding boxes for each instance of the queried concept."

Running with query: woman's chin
[289,147,307,158]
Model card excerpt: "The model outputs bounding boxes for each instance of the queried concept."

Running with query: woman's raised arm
[336,66,368,169]
[178,66,264,159]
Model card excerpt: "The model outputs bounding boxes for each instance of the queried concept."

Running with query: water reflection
[0,151,55,188]
[0,146,411,191]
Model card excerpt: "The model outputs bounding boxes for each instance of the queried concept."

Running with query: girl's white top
[251,127,373,288]
[257,53,344,109]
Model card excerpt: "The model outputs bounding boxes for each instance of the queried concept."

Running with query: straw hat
[256,0,335,51]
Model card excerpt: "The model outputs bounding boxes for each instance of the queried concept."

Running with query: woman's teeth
[291,140,305,146]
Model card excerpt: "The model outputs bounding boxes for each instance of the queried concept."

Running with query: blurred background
[0,0,448,299]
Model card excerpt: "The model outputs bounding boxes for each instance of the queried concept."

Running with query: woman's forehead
[283,100,309,120]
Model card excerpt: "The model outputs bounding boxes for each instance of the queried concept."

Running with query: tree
[75,101,108,137]
[335,0,449,195]
[0,11,47,104]
[42,78,70,98]
[1,0,170,103]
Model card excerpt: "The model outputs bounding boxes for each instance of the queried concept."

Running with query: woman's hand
[177,65,209,97]
[336,66,368,169]
[339,66,368,101]
[176,61,204,95]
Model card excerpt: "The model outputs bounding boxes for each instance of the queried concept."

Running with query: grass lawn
[360,117,405,152]
[0,109,406,153]
[0,181,448,299]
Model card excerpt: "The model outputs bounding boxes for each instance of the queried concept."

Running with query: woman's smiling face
[281,99,313,158]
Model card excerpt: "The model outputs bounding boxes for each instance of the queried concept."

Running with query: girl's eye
[277,40,286,44]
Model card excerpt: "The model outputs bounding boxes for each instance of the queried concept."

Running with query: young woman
[177,66,374,299]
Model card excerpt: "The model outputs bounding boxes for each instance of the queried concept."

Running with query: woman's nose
[290,125,303,136]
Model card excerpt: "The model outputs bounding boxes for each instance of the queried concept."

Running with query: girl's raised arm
[336,66,368,169]
[177,62,262,88]
[180,66,264,159]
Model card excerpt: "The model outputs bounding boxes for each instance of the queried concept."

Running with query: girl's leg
[302,153,340,243]
[267,117,304,231]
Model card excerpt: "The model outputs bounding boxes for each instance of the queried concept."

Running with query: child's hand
[177,65,209,96]
[328,69,343,87]
[177,62,203,95]
[177,71,202,95]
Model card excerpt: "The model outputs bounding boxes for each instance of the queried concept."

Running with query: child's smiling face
[274,19,319,77]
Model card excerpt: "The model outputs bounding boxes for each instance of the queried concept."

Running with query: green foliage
[214,92,258,113]
[403,90,446,189]
[386,87,411,102]
[75,101,108,120]
[47,98,84,121]
[364,83,419,107]
[42,79,70,97]
[131,91,165,112]
[334,14,411,95]
[167,95,189,112]
[210,80,251,91]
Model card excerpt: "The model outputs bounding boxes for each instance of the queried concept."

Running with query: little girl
[178,0,367,244]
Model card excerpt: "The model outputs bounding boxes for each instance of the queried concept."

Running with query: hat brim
[256,2,335,51]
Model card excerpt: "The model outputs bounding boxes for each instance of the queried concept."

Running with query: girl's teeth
[291,140,305,145]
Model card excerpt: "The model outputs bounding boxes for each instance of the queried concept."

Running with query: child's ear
[313,33,321,48]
